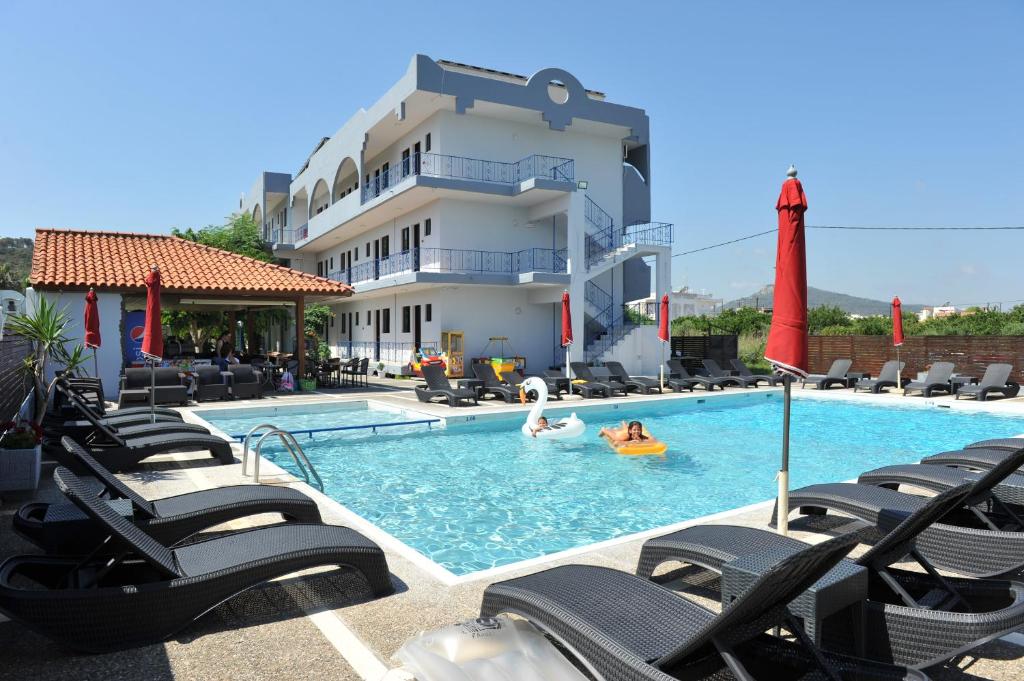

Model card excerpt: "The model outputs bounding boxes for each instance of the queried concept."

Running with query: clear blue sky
[2,1,1021,307]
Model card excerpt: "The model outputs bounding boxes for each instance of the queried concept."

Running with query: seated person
[599,420,649,444]
[530,416,550,438]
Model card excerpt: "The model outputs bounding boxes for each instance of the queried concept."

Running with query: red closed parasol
[560,290,573,378]
[892,296,904,389]
[658,293,670,390]
[765,165,808,536]
[84,288,101,376]
[142,266,163,422]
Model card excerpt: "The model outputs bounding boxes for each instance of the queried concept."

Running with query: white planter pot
[0,444,42,492]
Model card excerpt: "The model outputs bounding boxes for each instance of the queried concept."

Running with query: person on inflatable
[600,420,648,444]
[529,416,550,438]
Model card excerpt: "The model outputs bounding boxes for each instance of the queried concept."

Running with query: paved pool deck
[2,381,1023,680]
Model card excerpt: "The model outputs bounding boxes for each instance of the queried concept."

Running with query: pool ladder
[242,423,324,492]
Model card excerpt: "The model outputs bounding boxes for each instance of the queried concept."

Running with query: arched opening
[292,188,309,241]
[332,157,359,203]
[309,180,330,218]
[252,204,264,240]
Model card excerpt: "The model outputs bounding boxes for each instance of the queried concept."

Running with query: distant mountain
[726,285,925,316]
[0,237,33,290]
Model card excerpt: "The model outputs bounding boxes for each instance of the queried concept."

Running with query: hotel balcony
[326,246,569,297]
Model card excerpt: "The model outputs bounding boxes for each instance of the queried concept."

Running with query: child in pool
[530,416,550,437]
[599,420,649,444]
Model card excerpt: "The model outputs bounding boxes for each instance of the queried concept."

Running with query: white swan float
[518,376,585,440]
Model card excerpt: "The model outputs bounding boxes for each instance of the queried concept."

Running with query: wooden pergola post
[296,296,305,385]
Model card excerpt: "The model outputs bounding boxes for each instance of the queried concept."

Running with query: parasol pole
[93,347,99,378]
[778,372,792,535]
[896,345,901,390]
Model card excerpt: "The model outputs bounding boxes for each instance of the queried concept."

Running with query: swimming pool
[198,393,1024,576]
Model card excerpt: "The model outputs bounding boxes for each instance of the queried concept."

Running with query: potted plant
[0,418,43,492]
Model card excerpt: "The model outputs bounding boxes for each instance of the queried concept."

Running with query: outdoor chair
[14,437,323,553]
[602,360,662,393]
[772,443,1024,578]
[228,364,263,399]
[0,466,393,653]
[637,484,1024,670]
[414,364,477,407]
[354,357,370,387]
[524,369,568,399]
[339,357,359,387]
[481,532,924,680]
[570,362,628,396]
[545,369,607,398]
[193,365,230,402]
[119,367,189,407]
[922,437,1024,472]
[701,359,756,387]
[472,363,519,403]
[730,358,781,386]
[800,358,853,390]
[853,360,906,394]
[956,363,1019,401]
[901,362,955,397]
[664,362,728,391]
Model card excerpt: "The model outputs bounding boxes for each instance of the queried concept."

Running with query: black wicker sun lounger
[852,360,906,394]
[921,438,1024,471]
[701,359,755,388]
[546,369,607,398]
[956,363,1020,401]
[636,485,1024,670]
[471,363,519,403]
[665,360,727,392]
[800,358,852,390]
[414,364,477,407]
[54,378,182,420]
[570,362,628,396]
[730,359,781,386]
[602,360,662,394]
[0,467,393,653]
[55,397,210,445]
[14,438,323,553]
[773,444,1024,578]
[481,532,924,680]
[901,361,955,397]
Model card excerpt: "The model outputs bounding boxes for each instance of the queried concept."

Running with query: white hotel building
[239,55,673,375]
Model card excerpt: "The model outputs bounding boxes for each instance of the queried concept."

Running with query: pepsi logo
[130,326,145,342]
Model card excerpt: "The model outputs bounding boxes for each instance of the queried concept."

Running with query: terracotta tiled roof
[30,229,352,296]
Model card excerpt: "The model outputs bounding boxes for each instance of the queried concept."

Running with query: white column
[566,191,587,377]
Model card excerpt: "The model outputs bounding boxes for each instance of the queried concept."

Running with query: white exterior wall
[29,288,125,399]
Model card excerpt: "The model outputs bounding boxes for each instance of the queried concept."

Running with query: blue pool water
[199,394,1024,575]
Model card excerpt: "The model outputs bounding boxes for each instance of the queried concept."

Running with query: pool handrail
[232,418,441,441]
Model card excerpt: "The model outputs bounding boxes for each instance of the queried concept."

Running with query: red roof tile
[30,229,352,296]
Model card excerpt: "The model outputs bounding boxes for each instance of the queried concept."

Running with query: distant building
[918,305,957,322]
[668,286,722,318]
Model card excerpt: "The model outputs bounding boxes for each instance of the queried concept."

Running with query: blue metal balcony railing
[343,340,440,364]
[326,246,568,286]
[586,221,674,266]
[362,152,574,203]
[267,227,299,246]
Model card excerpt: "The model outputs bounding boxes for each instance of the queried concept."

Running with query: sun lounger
[637,484,1024,669]
[955,363,1020,401]
[901,362,955,397]
[570,362,628,396]
[665,361,727,391]
[546,369,607,398]
[520,370,567,400]
[471,363,519,403]
[773,444,1024,578]
[800,359,852,390]
[0,467,392,652]
[730,359,781,386]
[55,377,181,420]
[414,364,477,407]
[852,361,906,394]
[14,437,323,553]
[602,360,662,394]
[54,397,211,446]
[481,532,923,680]
[921,438,1024,472]
[701,359,755,387]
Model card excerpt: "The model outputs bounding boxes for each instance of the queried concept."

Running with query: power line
[673,224,1024,258]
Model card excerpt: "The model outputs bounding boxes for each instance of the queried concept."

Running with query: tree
[807,305,850,334]
[0,262,20,290]
[303,303,334,353]
[173,213,272,262]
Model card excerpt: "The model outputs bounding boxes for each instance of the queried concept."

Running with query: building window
[329,256,334,271]
[341,314,346,333]
[425,303,432,322]
[355,311,359,326]
[402,306,411,333]
[425,133,431,152]
[317,261,323,276]
[365,243,370,257]
[353,248,358,262]
[401,227,410,252]
[424,218,431,236]
[382,308,391,333]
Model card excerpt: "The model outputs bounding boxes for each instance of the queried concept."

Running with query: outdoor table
[950,375,978,394]
[847,371,870,387]
[457,378,485,397]
[721,548,867,648]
